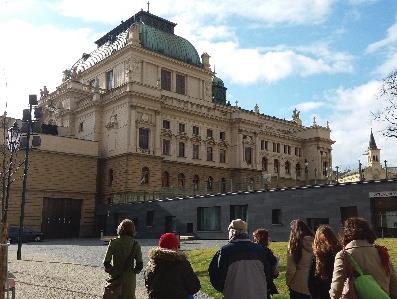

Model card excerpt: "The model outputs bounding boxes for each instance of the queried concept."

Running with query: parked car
[8,226,44,243]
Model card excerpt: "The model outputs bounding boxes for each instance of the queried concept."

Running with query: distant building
[340,130,397,183]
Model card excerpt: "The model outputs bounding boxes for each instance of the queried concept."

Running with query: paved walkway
[6,239,225,298]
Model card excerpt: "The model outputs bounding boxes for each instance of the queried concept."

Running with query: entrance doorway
[165,216,176,233]
[42,198,82,238]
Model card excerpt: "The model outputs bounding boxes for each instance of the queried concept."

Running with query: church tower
[367,129,381,168]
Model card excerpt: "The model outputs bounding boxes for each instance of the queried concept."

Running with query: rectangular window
[273,142,276,152]
[146,211,154,227]
[176,74,186,95]
[245,147,252,164]
[288,145,291,155]
[220,131,226,140]
[207,147,213,161]
[106,70,113,90]
[178,142,185,157]
[165,216,176,233]
[193,144,200,159]
[340,206,358,224]
[207,129,213,138]
[295,147,298,156]
[197,206,221,231]
[323,162,328,176]
[230,205,248,222]
[284,145,287,154]
[307,218,329,231]
[193,125,199,136]
[277,143,280,153]
[139,128,149,149]
[272,209,282,225]
[219,148,226,163]
[163,120,170,129]
[179,123,185,133]
[161,69,171,91]
[78,122,84,133]
[261,140,264,150]
[162,139,170,155]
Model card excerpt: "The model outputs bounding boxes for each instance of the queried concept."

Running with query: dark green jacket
[104,236,143,299]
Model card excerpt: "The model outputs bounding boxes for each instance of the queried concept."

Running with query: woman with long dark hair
[329,217,397,299]
[286,219,314,299]
[308,225,341,299]
[252,228,279,298]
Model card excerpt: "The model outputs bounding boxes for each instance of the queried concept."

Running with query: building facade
[39,10,334,209]
[340,130,397,183]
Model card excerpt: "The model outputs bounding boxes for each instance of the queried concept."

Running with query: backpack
[345,251,391,299]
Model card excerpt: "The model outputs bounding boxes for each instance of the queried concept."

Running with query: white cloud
[328,80,397,167]
[294,101,325,112]
[374,52,397,76]
[52,0,335,25]
[0,20,95,118]
[366,21,397,53]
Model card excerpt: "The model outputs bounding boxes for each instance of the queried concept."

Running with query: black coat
[144,247,200,299]
[262,246,279,298]
[308,254,336,299]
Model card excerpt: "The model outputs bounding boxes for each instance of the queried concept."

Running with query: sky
[0,0,396,170]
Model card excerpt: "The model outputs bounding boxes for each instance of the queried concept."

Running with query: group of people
[102,217,397,299]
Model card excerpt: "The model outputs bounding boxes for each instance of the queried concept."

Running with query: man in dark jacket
[208,219,272,299]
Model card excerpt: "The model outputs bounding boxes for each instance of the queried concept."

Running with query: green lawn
[186,238,397,299]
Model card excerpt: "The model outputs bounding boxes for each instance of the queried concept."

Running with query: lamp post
[0,121,21,299]
[304,159,309,185]
[336,166,339,183]
[17,95,41,261]
[358,160,363,182]
[384,160,388,180]
[314,168,317,185]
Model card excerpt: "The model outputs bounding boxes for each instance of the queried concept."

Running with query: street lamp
[304,159,309,185]
[358,160,363,181]
[384,160,388,180]
[335,166,339,183]
[314,168,317,185]
[17,95,41,260]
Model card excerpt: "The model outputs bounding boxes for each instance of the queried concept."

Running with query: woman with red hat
[144,233,201,299]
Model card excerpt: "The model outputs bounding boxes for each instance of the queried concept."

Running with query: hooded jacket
[286,236,314,295]
[144,247,200,299]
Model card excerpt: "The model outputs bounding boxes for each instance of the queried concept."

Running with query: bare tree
[376,70,397,138]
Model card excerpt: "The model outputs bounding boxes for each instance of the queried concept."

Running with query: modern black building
[107,179,397,240]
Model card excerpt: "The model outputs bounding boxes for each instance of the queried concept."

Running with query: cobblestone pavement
[7,239,226,299]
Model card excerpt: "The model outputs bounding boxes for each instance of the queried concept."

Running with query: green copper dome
[213,76,224,86]
[138,22,202,67]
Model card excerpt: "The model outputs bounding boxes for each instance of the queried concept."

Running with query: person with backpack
[286,219,314,299]
[308,225,341,299]
[103,219,143,299]
[252,228,279,298]
[329,217,397,299]
[144,233,200,299]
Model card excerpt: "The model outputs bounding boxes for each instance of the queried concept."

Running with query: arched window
[193,175,200,191]
[141,167,149,184]
[178,173,185,188]
[274,159,279,173]
[207,176,213,191]
[221,177,226,193]
[262,157,268,171]
[108,168,114,186]
[296,163,301,177]
[162,171,170,187]
[285,161,290,174]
